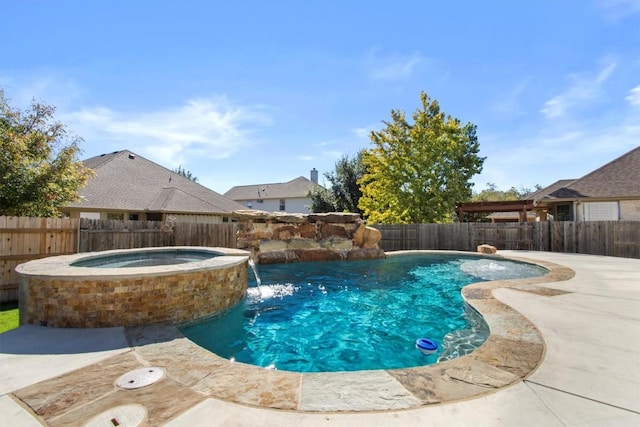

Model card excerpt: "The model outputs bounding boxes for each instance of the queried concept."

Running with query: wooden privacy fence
[78,218,239,252]
[2,217,638,302]
[0,216,79,302]
[377,221,640,258]
[0,217,239,303]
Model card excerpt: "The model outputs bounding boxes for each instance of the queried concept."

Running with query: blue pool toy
[415,338,438,355]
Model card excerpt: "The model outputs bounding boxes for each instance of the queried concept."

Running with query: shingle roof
[527,179,578,200]
[224,176,320,200]
[532,146,640,201]
[67,150,245,214]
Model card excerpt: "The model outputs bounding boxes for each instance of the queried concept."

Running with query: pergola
[455,199,536,223]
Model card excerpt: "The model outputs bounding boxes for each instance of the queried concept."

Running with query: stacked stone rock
[234,210,385,264]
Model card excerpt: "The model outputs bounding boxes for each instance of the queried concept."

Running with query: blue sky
[2,1,639,195]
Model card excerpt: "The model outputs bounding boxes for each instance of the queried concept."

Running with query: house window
[555,204,571,221]
[129,213,139,221]
[582,202,619,221]
[279,199,286,211]
[107,213,124,220]
[256,199,264,204]
[146,212,162,221]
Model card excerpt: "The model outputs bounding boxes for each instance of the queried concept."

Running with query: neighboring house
[486,211,536,223]
[224,169,321,214]
[63,150,245,223]
[530,146,640,221]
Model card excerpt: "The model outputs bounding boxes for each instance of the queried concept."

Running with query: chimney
[310,168,318,184]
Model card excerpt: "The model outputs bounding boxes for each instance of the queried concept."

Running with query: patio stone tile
[14,351,140,419]
[387,357,519,404]
[128,324,227,386]
[46,377,205,427]
[299,370,421,411]
[193,362,302,410]
[471,335,544,378]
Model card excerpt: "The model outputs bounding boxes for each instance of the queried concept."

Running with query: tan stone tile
[388,357,519,404]
[471,335,544,378]
[14,352,140,419]
[128,325,227,387]
[193,362,301,410]
[47,377,206,427]
[299,370,421,411]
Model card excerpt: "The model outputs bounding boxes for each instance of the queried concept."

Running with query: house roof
[224,176,320,201]
[531,146,640,201]
[527,179,578,200]
[66,150,245,214]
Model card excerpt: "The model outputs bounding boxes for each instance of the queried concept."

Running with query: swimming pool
[181,253,547,372]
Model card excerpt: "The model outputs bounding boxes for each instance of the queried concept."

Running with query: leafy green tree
[173,165,198,182]
[309,151,365,213]
[359,91,485,224]
[308,185,338,212]
[0,89,92,217]
[471,182,541,202]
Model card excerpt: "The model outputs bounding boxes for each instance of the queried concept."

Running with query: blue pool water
[180,254,547,372]
[71,249,218,268]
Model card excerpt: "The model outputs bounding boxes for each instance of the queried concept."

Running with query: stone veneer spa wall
[16,247,249,328]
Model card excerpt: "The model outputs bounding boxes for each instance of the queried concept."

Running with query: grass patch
[0,301,19,333]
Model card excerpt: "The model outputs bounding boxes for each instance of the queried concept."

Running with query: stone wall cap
[233,210,364,224]
[15,246,250,280]
[307,213,362,223]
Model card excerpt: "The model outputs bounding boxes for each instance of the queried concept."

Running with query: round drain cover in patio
[115,367,165,390]
[84,404,147,427]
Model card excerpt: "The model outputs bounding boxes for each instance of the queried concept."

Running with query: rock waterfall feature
[234,211,385,264]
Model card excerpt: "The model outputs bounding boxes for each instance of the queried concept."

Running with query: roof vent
[128,154,136,160]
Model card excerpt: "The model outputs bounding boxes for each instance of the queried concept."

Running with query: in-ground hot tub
[15,246,250,328]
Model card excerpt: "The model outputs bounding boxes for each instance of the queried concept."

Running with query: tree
[308,185,337,213]
[471,182,542,202]
[309,151,365,213]
[464,182,543,222]
[358,91,485,224]
[0,89,93,217]
[172,165,199,182]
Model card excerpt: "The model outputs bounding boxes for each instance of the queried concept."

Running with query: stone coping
[10,251,577,421]
[15,246,250,280]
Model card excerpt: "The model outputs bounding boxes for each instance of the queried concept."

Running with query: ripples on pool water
[180,254,546,372]
[71,249,218,268]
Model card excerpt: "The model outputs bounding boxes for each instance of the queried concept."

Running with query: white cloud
[598,0,640,22]
[62,97,272,167]
[626,84,640,106]
[367,50,425,81]
[322,150,343,158]
[351,124,380,139]
[540,61,617,119]
[1,75,272,167]
[475,115,639,191]
[478,57,639,191]
[1,74,85,110]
